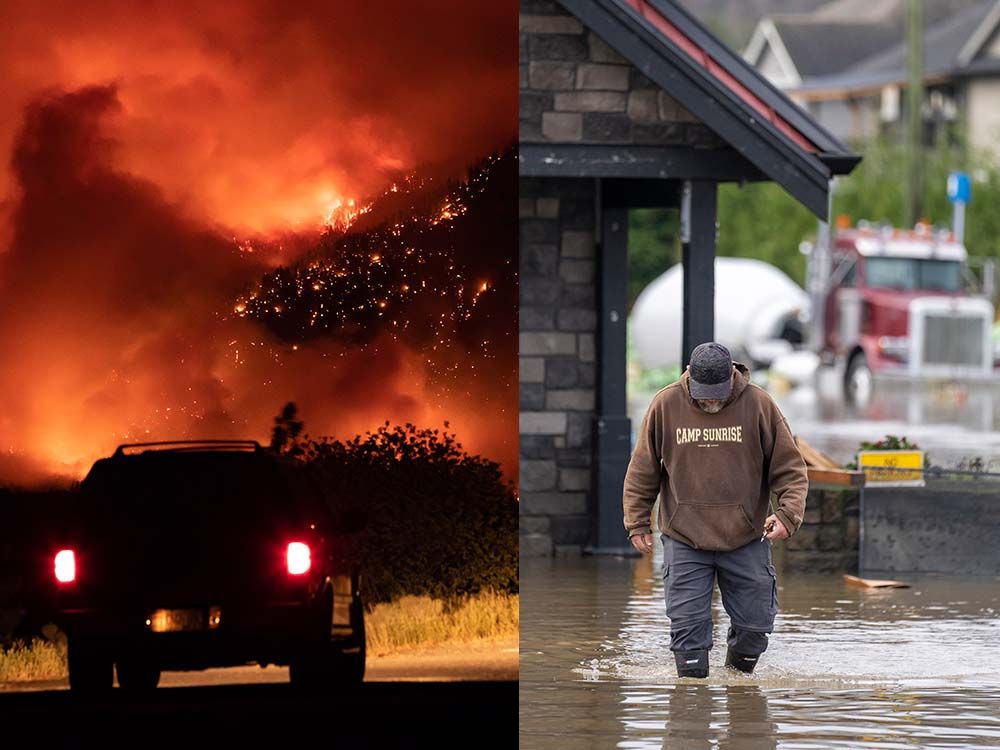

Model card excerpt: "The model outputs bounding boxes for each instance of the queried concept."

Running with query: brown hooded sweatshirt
[622,362,808,551]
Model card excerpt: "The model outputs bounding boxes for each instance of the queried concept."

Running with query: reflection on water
[520,547,1000,749]
[772,368,1000,468]
[653,684,774,750]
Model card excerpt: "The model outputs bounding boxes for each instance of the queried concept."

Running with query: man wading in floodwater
[623,342,808,678]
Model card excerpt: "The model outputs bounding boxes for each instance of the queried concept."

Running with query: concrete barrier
[862,480,1000,576]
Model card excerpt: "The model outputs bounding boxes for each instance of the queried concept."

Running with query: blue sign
[947,171,971,204]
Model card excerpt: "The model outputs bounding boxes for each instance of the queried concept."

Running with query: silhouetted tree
[269,401,305,457]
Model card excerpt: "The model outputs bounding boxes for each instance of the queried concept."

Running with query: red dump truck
[811,221,1000,404]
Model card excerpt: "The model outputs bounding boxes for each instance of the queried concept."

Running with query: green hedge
[627,139,1000,305]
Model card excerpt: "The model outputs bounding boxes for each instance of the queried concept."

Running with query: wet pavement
[0,636,519,692]
[520,550,1000,749]
[0,681,518,746]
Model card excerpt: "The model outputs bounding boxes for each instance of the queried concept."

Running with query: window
[840,260,857,288]
[863,257,962,292]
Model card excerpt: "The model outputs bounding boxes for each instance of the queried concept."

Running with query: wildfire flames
[324,200,372,234]
[235,158,499,379]
[0,2,517,486]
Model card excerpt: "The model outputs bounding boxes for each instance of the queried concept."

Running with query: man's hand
[764,514,789,541]
[630,533,653,554]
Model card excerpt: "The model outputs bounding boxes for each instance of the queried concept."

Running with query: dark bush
[271,405,518,607]
[0,488,76,640]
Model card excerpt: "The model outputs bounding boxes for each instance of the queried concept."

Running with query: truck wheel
[116,651,161,691]
[332,598,366,686]
[289,598,335,691]
[845,351,873,406]
[289,597,366,689]
[67,636,113,693]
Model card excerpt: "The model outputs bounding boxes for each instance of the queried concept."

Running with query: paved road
[0,681,517,746]
[0,638,518,746]
[0,636,519,692]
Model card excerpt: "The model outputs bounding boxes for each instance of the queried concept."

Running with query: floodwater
[630,365,1000,469]
[520,550,1000,749]
[773,366,1000,469]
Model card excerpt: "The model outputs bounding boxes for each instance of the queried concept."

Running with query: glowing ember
[233,151,508,384]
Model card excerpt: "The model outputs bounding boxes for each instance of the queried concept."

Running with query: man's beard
[698,401,723,414]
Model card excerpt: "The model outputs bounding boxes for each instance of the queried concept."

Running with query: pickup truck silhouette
[47,440,365,692]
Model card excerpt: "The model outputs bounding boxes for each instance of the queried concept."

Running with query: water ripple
[521,557,1000,749]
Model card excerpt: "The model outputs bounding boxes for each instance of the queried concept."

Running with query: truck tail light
[55,549,76,584]
[287,542,311,575]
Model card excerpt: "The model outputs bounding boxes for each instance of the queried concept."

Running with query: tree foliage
[628,209,679,310]
[627,140,1000,304]
[270,404,518,607]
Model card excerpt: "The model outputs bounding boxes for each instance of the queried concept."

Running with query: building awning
[557,0,861,219]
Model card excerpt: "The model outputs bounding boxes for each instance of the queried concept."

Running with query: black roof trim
[557,0,861,218]
[817,152,864,175]
[520,143,768,181]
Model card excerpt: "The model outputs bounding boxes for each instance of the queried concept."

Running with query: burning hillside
[0,2,516,486]
[236,151,515,385]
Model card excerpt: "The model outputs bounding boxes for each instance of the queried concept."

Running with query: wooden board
[843,574,910,589]
[807,468,866,487]
[795,436,841,469]
[795,435,866,487]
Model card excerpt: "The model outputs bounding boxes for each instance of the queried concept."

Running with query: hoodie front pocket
[666,502,754,550]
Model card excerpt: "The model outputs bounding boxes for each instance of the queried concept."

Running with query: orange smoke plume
[0,2,517,485]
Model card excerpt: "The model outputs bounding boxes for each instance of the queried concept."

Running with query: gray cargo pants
[661,533,778,657]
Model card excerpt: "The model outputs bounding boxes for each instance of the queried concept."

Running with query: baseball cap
[688,342,733,400]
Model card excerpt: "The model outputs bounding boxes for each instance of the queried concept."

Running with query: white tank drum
[630,257,810,370]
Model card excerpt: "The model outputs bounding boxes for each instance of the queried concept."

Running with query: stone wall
[518,0,721,556]
[777,484,860,574]
[519,177,597,557]
[519,0,720,147]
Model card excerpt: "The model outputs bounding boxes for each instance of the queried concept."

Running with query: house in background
[744,0,1000,150]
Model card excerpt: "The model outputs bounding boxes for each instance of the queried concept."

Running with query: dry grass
[0,591,519,682]
[0,634,66,683]
[365,591,519,657]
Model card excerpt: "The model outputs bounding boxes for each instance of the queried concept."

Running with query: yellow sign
[857,450,925,487]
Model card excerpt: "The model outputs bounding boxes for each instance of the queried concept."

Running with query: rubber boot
[674,649,709,678]
[725,648,759,674]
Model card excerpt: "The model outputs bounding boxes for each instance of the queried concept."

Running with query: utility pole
[905,0,923,227]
